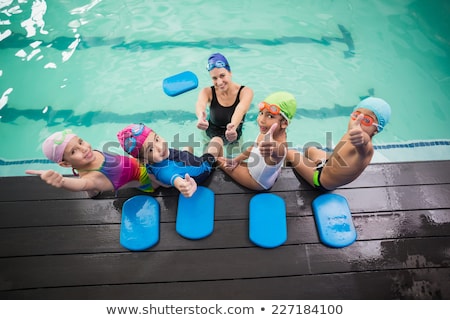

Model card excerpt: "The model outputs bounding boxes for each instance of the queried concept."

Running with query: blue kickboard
[249,193,287,248]
[312,194,357,248]
[176,186,214,240]
[120,195,160,251]
[163,71,198,97]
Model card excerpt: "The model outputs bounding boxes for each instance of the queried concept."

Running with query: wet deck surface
[1,160,449,299]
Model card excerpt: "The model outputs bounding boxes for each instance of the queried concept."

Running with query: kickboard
[249,193,287,248]
[120,195,160,251]
[163,71,198,97]
[312,194,357,248]
[176,186,214,240]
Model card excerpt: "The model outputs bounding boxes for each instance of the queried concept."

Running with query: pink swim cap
[117,123,153,158]
[42,129,77,163]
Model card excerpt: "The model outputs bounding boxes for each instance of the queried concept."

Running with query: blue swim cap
[207,53,231,71]
[354,97,391,132]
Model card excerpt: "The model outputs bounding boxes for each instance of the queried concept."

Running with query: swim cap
[207,52,231,71]
[117,123,153,158]
[263,91,297,122]
[42,129,77,163]
[354,97,391,132]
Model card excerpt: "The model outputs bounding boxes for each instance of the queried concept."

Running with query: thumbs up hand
[259,123,278,158]
[197,111,209,130]
[26,169,65,188]
[348,113,367,147]
[220,156,240,171]
[225,123,238,142]
[177,173,197,198]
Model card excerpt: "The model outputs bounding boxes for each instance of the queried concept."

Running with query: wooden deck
[0,160,449,299]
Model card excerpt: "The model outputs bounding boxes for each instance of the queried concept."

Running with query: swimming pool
[1,0,449,177]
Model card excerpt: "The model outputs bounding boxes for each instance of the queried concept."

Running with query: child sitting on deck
[286,97,391,191]
[216,91,297,190]
[117,123,223,198]
[26,129,156,197]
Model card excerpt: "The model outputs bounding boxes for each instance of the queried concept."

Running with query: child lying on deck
[117,123,223,198]
[26,129,156,197]
[287,97,391,191]
[216,91,297,190]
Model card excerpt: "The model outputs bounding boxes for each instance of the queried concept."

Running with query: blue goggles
[123,123,145,154]
[206,60,230,71]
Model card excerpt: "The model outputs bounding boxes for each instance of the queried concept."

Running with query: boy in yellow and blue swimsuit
[287,97,391,191]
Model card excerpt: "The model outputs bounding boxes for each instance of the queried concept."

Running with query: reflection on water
[1,22,355,57]
[0,89,374,126]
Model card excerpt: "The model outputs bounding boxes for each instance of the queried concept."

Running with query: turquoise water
[1,0,450,176]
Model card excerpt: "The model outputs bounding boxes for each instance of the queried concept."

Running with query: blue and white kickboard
[120,195,160,251]
[176,186,214,240]
[249,193,287,248]
[162,71,198,97]
[312,194,357,248]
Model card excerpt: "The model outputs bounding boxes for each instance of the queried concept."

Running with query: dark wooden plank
[306,237,450,274]
[0,175,89,201]
[3,182,449,230]
[379,160,450,187]
[2,209,449,257]
[0,199,121,228]
[279,160,450,190]
[0,246,307,291]
[131,160,450,193]
[353,209,450,239]
[1,160,449,301]
[2,268,448,299]
[3,161,450,202]
[1,237,448,291]
[386,184,450,211]
[339,184,450,213]
[0,195,182,228]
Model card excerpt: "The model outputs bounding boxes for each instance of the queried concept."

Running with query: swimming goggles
[206,60,230,71]
[51,129,74,161]
[123,123,145,154]
[350,111,382,130]
[259,101,289,121]
[52,129,73,145]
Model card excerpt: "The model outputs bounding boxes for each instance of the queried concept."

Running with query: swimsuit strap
[210,85,245,107]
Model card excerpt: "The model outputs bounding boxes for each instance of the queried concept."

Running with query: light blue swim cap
[354,97,391,132]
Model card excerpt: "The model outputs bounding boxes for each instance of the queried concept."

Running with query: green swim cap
[264,91,297,122]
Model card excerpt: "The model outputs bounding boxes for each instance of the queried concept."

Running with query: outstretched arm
[25,169,111,196]
[218,143,253,171]
[195,87,211,130]
[225,86,254,142]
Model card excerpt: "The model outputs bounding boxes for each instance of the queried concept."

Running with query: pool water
[1,0,450,176]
